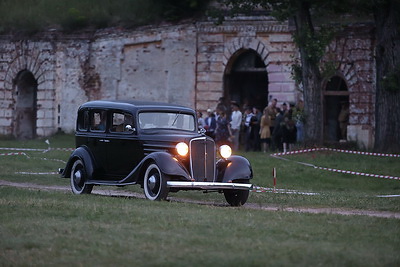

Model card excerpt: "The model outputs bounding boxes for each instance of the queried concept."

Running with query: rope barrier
[15,171,59,175]
[271,148,400,181]
[251,185,319,195]
[0,147,74,152]
[272,147,400,158]
[0,152,29,157]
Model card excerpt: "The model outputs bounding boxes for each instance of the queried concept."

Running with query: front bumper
[167,181,252,190]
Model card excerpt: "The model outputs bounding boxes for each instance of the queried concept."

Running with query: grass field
[0,134,399,266]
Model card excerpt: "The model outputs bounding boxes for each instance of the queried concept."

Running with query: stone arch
[223,38,269,110]
[4,42,48,90]
[3,41,54,138]
[223,37,269,70]
[323,74,350,142]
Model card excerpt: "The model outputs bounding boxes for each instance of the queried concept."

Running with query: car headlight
[176,142,189,156]
[219,145,232,159]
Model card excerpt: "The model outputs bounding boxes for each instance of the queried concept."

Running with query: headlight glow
[176,142,189,156]
[219,145,232,159]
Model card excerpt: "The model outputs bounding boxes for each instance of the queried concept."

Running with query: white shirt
[231,110,242,130]
[198,117,205,128]
[245,113,254,127]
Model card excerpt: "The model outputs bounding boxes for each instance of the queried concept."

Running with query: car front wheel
[143,162,169,201]
[70,159,93,194]
[223,189,249,206]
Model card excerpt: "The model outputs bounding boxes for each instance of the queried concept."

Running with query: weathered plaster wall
[111,25,198,104]
[56,38,92,133]
[57,25,199,131]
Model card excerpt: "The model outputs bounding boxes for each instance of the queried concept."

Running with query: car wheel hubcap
[148,175,157,191]
[74,170,82,185]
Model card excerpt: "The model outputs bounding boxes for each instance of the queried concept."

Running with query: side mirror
[125,124,135,132]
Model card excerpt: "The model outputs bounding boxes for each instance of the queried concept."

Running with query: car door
[86,109,109,177]
[105,110,142,179]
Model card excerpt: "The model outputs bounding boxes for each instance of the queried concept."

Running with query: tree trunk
[301,61,323,145]
[374,0,400,153]
[295,2,323,145]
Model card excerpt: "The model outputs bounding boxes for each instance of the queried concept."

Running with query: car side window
[90,110,107,132]
[77,110,89,131]
[110,112,134,133]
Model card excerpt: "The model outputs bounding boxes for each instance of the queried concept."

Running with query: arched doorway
[323,76,349,142]
[13,70,38,139]
[224,49,268,111]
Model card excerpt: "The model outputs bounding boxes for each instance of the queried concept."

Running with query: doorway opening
[223,49,268,111]
[13,70,38,139]
[323,76,349,142]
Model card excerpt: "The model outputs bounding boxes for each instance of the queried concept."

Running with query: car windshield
[139,111,196,131]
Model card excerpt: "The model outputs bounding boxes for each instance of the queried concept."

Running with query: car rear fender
[60,146,96,180]
[216,155,253,183]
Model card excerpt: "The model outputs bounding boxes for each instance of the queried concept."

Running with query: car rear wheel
[70,159,93,194]
[143,162,169,201]
[223,189,249,206]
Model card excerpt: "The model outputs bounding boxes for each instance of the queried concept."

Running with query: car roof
[79,100,194,113]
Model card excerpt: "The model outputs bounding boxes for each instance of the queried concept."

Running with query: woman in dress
[260,107,271,153]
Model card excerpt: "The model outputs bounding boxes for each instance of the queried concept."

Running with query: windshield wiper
[171,110,182,127]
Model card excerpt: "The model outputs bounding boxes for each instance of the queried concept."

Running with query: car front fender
[120,152,191,184]
[144,152,191,179]
[216,155,253,183]
[60,146,96,180]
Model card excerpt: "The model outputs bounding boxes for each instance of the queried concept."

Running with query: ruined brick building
[0,15,375,148]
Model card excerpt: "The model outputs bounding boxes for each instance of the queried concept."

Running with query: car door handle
[99,139,110,143]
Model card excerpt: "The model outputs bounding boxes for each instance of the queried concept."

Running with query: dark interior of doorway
[324,76,349,142]
[224,49,269,111]
[14,70,38,140]
[226,72,268,110]
[324,95,349,141]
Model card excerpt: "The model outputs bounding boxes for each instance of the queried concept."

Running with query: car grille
[190,137,216,182]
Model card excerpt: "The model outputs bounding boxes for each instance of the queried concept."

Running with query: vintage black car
[60,100,253,206]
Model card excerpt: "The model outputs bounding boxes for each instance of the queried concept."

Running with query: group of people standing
[197,102,238,149]
[197,98,304,153]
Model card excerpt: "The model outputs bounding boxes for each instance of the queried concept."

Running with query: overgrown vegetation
[0,0,211,33]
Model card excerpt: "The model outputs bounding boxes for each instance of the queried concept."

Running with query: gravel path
[1,180,399,219]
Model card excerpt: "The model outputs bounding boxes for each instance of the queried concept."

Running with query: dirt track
[1,180,399,219]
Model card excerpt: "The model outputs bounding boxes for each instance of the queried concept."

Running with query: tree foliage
[0,0,211,33]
